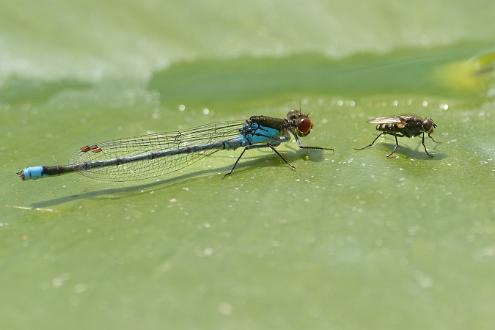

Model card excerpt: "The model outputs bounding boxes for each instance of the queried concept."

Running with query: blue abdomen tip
[21,166,44,180]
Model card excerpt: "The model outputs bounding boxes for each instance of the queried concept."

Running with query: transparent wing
[69,121,245,181]
[397,115,416,122]
[368,117,402,124]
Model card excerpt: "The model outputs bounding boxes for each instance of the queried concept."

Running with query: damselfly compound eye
[297,117,313,136]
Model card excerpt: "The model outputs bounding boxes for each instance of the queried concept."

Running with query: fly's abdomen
[376,123,402,134]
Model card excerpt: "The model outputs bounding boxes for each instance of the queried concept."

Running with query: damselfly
[355,114,440,157]
[18,109,332,181]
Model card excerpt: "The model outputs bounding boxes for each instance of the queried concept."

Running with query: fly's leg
[355,132,385,150]
[428,133,441,144]
[422,133,434,157]
[386,135,400,158]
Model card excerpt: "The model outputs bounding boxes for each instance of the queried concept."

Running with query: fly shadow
[377,141,447,160]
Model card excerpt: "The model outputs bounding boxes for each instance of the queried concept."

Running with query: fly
[355,115,440,157]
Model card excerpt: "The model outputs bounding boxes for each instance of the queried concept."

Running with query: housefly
[355,115,440,157]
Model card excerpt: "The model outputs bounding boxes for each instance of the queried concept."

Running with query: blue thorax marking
[240,122,281,145]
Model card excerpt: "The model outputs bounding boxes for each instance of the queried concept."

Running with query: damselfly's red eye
[297,117,313,136]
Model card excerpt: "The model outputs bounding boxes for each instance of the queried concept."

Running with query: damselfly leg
[224,143,294,177]
[293,134,334,151]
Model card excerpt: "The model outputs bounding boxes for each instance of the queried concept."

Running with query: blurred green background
[1,1,495,329]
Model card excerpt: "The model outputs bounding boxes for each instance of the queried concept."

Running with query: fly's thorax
[399,116,425,137]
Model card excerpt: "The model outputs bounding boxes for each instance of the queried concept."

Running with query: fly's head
[422,118,437,134]
[286,109,313,137]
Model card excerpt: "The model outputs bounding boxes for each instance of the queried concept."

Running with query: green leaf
[1,1,495,329]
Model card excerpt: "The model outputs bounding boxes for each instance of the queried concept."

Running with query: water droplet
[415,271,433,288]
[480,246,495,257]
[74,283,87,294]
[203,247,214,256]
[151,109,160,119]
[52,273,70,288]
[218,302,233,315]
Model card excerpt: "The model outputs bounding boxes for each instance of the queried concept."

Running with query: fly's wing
[367,117,402,124]
[397,114,418,122]
[70,121,245,181]
[368,116,408,129]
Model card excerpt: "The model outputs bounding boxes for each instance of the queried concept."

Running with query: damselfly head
[422,118,437,133]
[287,109,313,137]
